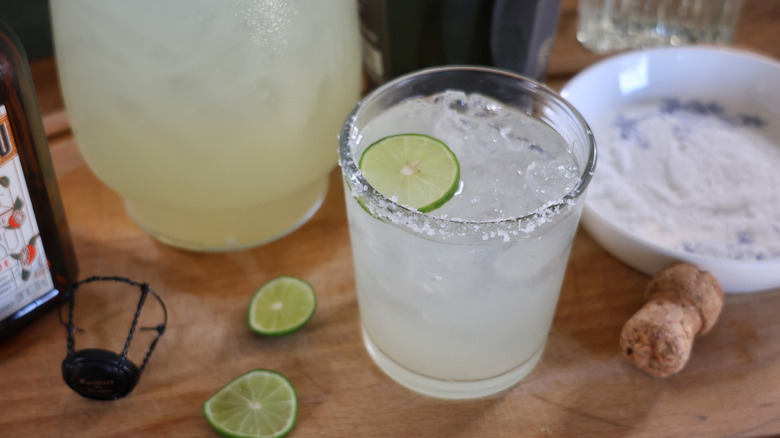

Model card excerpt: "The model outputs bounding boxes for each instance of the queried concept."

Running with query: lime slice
[204,369,297,438]
[359,134,460,213]
[248,276,316,336]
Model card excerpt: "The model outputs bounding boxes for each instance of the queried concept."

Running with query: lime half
[204,369,297,438]
[359,134,460,213]
[248,276,316,337]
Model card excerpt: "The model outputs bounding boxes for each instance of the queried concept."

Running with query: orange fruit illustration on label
[8,208,25,228]
[2,196,25,229]
[11,234,39,281]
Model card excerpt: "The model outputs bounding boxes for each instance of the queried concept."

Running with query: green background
[0,0,53,61]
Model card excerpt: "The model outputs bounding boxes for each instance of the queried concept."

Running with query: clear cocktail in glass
[339,67,596,399]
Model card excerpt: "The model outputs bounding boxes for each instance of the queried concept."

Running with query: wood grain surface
[2,1,780,437]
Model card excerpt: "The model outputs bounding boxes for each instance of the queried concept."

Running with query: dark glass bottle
[357,0,562,90]
[0,20,78,341]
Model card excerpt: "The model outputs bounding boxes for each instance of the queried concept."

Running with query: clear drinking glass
[577,0,744,54]
[339,67,596,399]
[50,0,361,251]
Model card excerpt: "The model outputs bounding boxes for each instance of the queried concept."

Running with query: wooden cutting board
[0,118,778,438]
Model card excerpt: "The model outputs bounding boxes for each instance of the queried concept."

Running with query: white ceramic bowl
[561,46,780,293]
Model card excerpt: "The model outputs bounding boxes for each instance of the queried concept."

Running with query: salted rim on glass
[339,66,597,242]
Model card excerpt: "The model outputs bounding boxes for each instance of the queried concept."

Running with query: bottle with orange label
[0,19,78,340]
